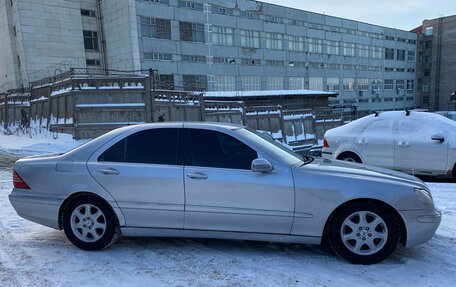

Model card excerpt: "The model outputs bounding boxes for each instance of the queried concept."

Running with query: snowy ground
[0,151,455,287]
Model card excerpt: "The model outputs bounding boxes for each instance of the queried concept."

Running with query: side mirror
[431,134,445,143]
[251,158,274,173]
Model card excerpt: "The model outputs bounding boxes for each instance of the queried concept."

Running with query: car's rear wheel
[338,153,362,163]
[62,195,119,251]
[328,201,400,264]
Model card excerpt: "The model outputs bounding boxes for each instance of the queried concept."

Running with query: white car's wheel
[63,195,119,250]
[338,153,362,163]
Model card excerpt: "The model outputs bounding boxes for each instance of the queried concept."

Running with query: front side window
[186,129,257,170]
[99,128,179,165]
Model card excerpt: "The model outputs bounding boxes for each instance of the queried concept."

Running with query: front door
[87,128,185,229]
[395,114,448,174]
[183,127,295,234]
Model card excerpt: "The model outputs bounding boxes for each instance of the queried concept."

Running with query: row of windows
[144,0,416,44]
[99,128,257,170]
[138,17,416,60]
[167,75,416,92]
[329,96,415,105]
[143,52,415,74]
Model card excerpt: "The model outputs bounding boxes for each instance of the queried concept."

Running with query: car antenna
[405,108,410,116]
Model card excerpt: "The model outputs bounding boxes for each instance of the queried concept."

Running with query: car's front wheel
[328,201,400,264]
[62,195,119,251]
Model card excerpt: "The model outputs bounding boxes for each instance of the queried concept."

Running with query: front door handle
[187,172,208,180]
[100,168,120,175]
[398,141,410,148]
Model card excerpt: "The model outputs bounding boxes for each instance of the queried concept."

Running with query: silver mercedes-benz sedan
[9,123,441,264]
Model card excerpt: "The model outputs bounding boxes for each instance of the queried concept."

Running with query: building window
[396,80,405,90]
[240,11,260,19]
[265,32,283,50]
[266,60,284,66]
[424,69,431,77]
[241,58,261,65]
[324,40,339,55]
[242,76,261,91]
[267,77,284,90]
[372,79,382,91]
[86,59,101,66]
[425,41,432,49]
[81,9,96,17]
[407,51,416,62]
[397,38,407,43]
[341,43,356,57]
[422,83,430,92]
[357,44,370,58]
[266,15,283,23]
[326,77,340,91]
[343,64,355,70]
[158,75,174,90]
[308,38,323,54]
[179,22,205,42]
[144,52,172,60]
[146,0,170,4]
[385,48,394,60]
[309,77,323,90]
[178,0,203,11]
[327,63,340,69]
[213,75,236,91]
[424,55,431,64]
[384,80,394,90]
[240,29,260,49]
[211,5,234,15]
[343,78,355,91]
[357,78,369,91]
[424,26,434,36]
[181,55,206,63]
[371,47,383,59]
[140,17,171,39]
[289,77,305,90]
[397,49,405,61]
[406,80,415,91]
[385,35,395,41]
[183,75,207,90]
[211,26,234,46]
[83,30,99,50]
[213,57,235,64]
[288,35,305,52]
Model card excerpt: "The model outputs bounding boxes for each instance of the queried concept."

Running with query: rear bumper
[9,189,62,230]
[399,207,442,248]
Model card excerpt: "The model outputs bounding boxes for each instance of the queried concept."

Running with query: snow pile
[0,132,85,156]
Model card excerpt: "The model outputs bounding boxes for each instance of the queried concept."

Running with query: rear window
[99,128,180,165]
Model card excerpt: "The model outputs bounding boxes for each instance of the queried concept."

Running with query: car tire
[62,195,119,251]
[338,153,362,163]
[328,201,400,265]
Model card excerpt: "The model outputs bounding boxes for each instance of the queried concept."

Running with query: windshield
[235,128,304,166]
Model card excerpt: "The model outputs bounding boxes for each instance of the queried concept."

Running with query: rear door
[355,116,395,169]
[183,127,295,234]
[87,127,185,229]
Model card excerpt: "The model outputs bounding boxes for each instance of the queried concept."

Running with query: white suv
[322,111,456,178]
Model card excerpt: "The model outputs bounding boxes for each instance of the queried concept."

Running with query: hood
[303,157,426,188]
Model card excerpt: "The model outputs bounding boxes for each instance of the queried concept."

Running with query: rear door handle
[100,168,120,175]
[358,139,368,145]
[398,142,410,148]
[187,172,208,180]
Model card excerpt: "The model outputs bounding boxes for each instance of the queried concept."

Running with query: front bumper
[9,189,62,230]
[399,207,442,248]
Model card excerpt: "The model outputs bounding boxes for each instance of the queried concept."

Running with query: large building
[0,0,419,111]
[413,15,456,111]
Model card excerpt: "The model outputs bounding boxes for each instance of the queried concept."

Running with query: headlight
[414,187,433,205]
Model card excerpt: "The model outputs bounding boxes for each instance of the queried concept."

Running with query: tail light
[13,170,30,189]
[323,138,329,148]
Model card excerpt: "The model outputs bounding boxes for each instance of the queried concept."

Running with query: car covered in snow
[322,111,456,178]
[9,122,441,264]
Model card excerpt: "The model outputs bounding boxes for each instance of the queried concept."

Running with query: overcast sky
[263,0,456,31]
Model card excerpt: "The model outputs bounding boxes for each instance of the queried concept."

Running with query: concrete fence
[0,70,362,150]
